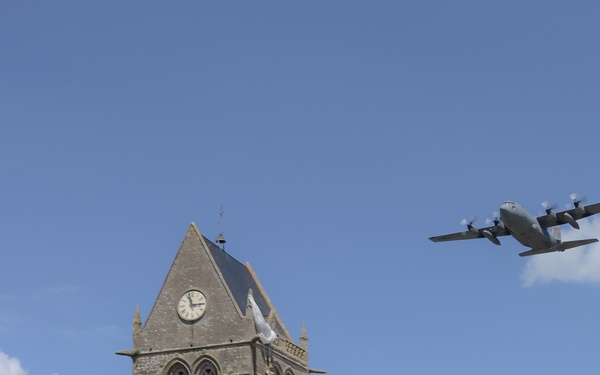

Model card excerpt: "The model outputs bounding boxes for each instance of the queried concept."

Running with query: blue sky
[2,2,600,374]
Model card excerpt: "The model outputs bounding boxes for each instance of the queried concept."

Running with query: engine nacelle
[563,212,580,230]
[482,230,501,246]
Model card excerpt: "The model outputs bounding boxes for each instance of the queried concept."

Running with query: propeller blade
[460,216,477,229]
[570,193,587,208]
[542,200,558,214]
[487,211,502,226]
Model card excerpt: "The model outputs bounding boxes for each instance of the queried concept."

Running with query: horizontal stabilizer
[519,238,599,257]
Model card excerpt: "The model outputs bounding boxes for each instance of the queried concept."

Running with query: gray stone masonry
[116,223,314,375]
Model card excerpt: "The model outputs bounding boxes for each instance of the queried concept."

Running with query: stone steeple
[133,305,142,349]
[116,223,323,375]
[300,322,309,353]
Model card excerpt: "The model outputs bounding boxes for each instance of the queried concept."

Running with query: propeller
[542,200,558,215]
[569,193,587,209]
[486,211,503,227]
[460,216,477,230]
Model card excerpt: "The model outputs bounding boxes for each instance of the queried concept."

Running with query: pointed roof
[194,224,292,340]
[201,232,270,316]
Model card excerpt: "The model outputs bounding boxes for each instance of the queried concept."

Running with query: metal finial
[216,206,226,250]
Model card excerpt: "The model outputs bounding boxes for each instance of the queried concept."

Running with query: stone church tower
[117,223,324,375]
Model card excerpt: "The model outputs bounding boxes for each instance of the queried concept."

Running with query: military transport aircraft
[429,194,600,257]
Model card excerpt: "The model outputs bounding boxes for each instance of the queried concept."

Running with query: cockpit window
[503,201,517,209]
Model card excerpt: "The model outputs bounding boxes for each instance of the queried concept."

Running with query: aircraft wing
[536,202,600,228]
[519,238,599,257]
[429,224,511,243]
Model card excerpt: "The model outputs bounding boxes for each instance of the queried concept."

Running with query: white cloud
[0,351,27,375]
[521,218,600,286]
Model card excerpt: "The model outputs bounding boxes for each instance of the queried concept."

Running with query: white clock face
[177,290,207,322]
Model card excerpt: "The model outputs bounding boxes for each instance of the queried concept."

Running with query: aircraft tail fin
[551,226,561,241]
[519,238,598,257]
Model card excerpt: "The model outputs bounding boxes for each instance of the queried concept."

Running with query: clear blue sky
[2,2,600,374]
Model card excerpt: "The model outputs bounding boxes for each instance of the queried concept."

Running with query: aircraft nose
[499,202,511,217]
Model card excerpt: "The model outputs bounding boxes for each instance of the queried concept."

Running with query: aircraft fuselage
[429,195,600,256]
[499,201,557,250]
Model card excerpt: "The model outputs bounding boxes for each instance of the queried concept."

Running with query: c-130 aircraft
[429,194,600,257]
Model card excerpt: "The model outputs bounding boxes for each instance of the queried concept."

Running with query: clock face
[177,290,207,322]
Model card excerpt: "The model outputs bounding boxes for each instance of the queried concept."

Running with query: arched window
[167,363,190,375]
[196,359,218,375]
[271,363,282,375]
